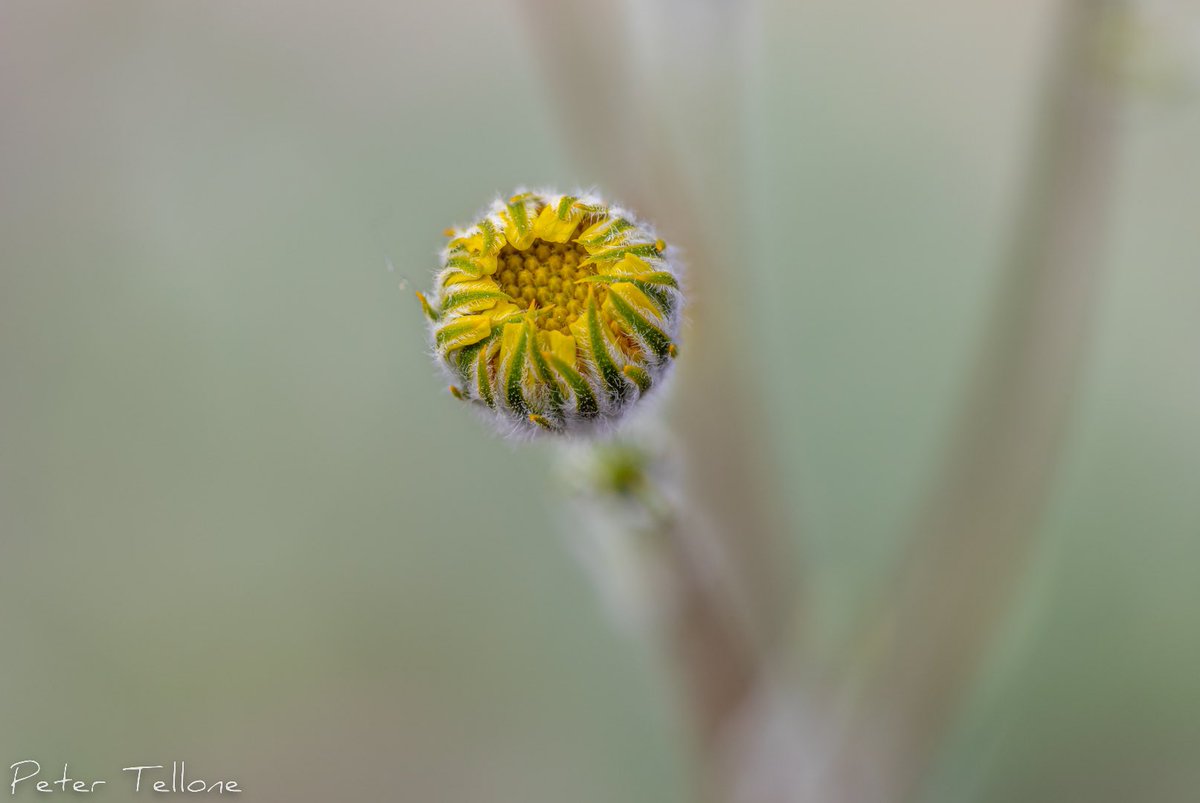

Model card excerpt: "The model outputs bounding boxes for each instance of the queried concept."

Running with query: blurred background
[1,1,1197,801]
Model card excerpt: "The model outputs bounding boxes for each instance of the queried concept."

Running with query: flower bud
[418,191,683,437]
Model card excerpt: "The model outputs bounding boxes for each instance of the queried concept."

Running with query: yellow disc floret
[420,190,682,437]
[493,240,607,332]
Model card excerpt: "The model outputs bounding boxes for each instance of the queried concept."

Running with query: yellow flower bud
[420,190,683,437]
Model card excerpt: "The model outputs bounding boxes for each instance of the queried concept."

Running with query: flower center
[494,239,606,332]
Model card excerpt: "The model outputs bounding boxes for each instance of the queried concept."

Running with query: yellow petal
[435,314,492,352]
[438,266,481,290]
[541,330,577,367]
[569,295,619,360]
[499,319,525,361]
[607,253,654,277]
[606,281,659,321]
[438,279,507,315]
[442,278,500,294]
[532,198,584,243]
[474,254,498,275]
[449,220,504,275]
[486,300,522,324]
[568,315,590,351]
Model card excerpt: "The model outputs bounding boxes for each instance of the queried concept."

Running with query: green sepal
[577,217,634,248]
[641,284,676,317]
[574,273,679,317]
[446,255,484,277]
[525,319,564,417]
[439,289,510,314]
[606,290,673,360]
[586,291,628,401]
[504,323,530,415]
[416,292,439,322]
[435,318,489,351]
[477,218,501,254]
[453,329,500,385]
[574,271,677,289]
[556,196,578,220]
[580,242,662,266]
[476,344,495,408]
[506,198,532,239]
[546,354,599,419]
[622,365,652,393]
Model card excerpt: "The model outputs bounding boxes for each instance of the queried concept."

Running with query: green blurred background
[1,1,1197,801]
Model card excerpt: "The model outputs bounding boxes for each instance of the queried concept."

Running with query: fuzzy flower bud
[418,190,683,437]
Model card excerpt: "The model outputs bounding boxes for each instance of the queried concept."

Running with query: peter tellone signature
[9,761,241,795]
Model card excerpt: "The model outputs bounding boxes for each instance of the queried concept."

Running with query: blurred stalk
[563,438,761,771]
[513,0,794,799]
[835,1,1127,799]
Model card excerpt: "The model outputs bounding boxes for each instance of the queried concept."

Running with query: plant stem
[836,1,1126,799]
